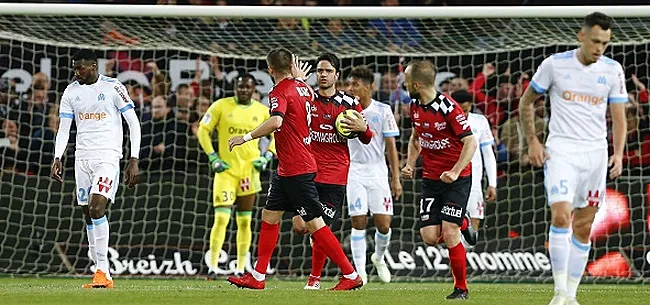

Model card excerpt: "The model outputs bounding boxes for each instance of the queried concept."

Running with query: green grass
[0,277,647,305]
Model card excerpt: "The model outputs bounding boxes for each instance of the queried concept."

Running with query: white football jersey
[348,100,400,176]
[468,112,494,189]
[530,49,627,151]
[59,75,135,160]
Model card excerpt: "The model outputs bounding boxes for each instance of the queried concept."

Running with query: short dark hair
[584,12,613,31]
[238,73,257,84]
[348,66,374,85]
[266,48,293,75]
[316,52,341,72]
[72,49,97,63]
[451,90,473,104]
[407,60,436,87]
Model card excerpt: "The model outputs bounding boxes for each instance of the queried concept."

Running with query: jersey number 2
[306,101,312,126]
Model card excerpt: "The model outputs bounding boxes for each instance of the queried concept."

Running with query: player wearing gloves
[197,73,275,278]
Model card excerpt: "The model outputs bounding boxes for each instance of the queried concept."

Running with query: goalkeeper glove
[253,151,274,171]
[208,152,230,173]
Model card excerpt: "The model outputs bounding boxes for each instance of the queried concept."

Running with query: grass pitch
[0,277,646,305]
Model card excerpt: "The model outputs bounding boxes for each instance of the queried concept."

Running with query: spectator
[190,56,225,101]
[621,102,650,167]
[378,71,410,105]
[468,63,528,127]
[141,96,190,171]
[147,61,172,98]
[449,77,469,93]
[191,96,212,136]
[314,19,358,50]
[170,84,197,123]
[499,95,546,167]
[368,0,423,49]
[127,82,153,121]
[0,118,28,173]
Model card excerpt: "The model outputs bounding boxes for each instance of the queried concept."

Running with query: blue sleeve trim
[530,81,546,94]
[550,225,569,234]
[480,140,495,147]
[119,104,135,113]
[383,131,400,137]
[608,97,628,104]
[59,112,74,119]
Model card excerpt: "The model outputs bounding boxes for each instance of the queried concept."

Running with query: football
[335,109,363,139]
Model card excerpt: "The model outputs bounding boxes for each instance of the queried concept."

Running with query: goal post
[1,4,649,282]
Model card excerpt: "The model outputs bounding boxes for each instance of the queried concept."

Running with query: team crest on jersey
[253,116,258,122]
[75,96,81,102]
[323,114,331,120]
[423,122,430,128]
[597,76,607,85]
[413,111,419,119]
[97,93,105,101]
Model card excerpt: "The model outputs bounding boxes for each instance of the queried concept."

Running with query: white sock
[350,228,367,276]
[92,216,111,280]
[549,225,570,295]
[567,235,591,299]
[343,271,359,280]
[374,228,391,262]
[86,224,96,264]
[251,269,265,281]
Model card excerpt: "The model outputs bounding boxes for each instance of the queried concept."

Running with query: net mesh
[1,12,649,281]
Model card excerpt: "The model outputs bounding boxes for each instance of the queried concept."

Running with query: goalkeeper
[197,74,275,277]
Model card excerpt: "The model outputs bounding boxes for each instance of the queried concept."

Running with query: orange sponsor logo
[561,91,604,105]
[79,112,108,121]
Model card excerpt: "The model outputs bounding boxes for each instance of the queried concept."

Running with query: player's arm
[441,108,477,183]
[401,128,420,179]
[383,106,402,198]
[519,57,552,167]
[52,89,74,183]
[253,111,276,171]
[229,91,286,151]
[480,119,497,201]
[352,102,373,144]
[197,102,230,173]
[113,83,140,188]
[608,64,629,179]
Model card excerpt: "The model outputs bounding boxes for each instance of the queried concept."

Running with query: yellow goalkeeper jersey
[198,97,274,176]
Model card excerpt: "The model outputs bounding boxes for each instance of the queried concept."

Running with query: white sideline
[0,4,650,18]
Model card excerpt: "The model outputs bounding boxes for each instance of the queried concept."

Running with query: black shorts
[418,176,471,228]
[315,183,346,226]
[265,172,323,222]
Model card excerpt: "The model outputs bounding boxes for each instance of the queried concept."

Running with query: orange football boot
[82,270,114,289]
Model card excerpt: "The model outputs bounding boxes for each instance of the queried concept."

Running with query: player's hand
[340,112,368,133]
[292,215,309,235]
[391,177,403,200]
[527,138,549,168]
[228,136,245,152]
[51,158,63,183]
[440,170,459,184]
[208,152,230,173]
[253,151,273,171]
[291,54,312,81]
[608,154,623,179]
[124,158,140,189]
[401,164,414,179]
[485,186,497,202]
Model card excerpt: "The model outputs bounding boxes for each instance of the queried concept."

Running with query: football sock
[86,224,96,264]
[235,211,252,273]
[549,225,570,295]
[448,242,467,291]
[374,228,391,262]
[310,239,327,277]
[253,221,280,281]
[312,226,357,279]
[567,235,591,299]
[92,216,111,280]
[209,207,231,271]
[350,228,367,276]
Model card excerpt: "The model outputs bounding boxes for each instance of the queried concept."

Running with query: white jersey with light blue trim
[530,49,627,151]
[58,75,135,160]
[468,112,494,189]
[349,99,399,174]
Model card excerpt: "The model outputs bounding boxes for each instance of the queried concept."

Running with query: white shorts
[347,176,393,217]
[544,146,607,209]
[466,187,485,219]
[75,159,120,206]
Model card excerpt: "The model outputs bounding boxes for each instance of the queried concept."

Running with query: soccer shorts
[74,159,120,206]
[466,187,485,220]
[212,162,261,207]
[315,182,346,226]
[544,146,607,209]
[347,176,393,217]
[264,172,323,222]
[418,176,471,228]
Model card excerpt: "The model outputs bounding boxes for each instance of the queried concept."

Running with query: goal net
[1,4,649,282]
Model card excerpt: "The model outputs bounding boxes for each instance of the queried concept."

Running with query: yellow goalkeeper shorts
[212,162,261,207]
